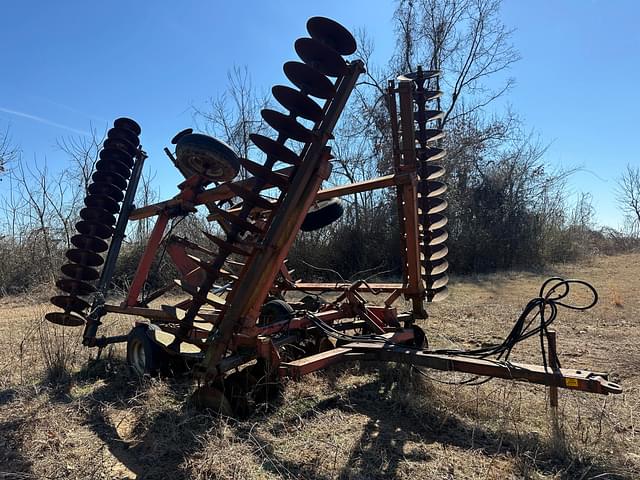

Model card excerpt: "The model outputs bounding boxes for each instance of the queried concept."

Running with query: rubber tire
[175,133,240,182]
[300,198,344,232]
[126,326,167,376]
[258,299,294,325]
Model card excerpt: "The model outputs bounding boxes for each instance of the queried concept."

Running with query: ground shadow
[245,363,634,480]
[3,359,633,479]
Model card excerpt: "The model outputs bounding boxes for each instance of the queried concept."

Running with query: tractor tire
[126,326,168,376]
[175,133,240,182]
[259,299,294,326]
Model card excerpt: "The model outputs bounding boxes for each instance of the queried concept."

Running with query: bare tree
[616,164,640,235]
[392,0,520,125]
[0,123,19,175]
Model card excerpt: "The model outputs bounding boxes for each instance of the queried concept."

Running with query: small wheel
[258,299,294,326]
[175,133,240,182]
[301,198,344,232]
[126,326,168,376]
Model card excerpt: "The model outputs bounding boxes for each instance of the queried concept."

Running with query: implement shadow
[46,358,220,480]
[247,363,635,480]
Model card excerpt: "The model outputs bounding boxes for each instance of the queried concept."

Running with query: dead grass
[0,253,639,479]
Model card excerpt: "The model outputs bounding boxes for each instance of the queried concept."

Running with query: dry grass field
[0,253,639,479]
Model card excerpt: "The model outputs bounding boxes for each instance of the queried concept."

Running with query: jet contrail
[0,107,90,136]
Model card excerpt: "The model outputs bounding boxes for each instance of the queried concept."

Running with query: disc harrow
[44,16,621,416]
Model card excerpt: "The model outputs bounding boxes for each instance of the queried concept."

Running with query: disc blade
[99,147,134,167]
[75,219,113,239]
[307,16,357,55]
[424,244,448,262]
[71,234,108,253]
[295,37,347,77]
[107,126,139,147]
[61,263,100,281]
[66,248,104,267]
[87,182,124,202]
[418,164,446,181]
[426,229,448,246]
[113,117,141,136]
[92,170,127,190]
[272,86,323,122]
[425,273,448,290]
[283,61,336,99]
[427,286,449,303]
[261,109,314,143]
[79,207,116,226]
[103,137,137,157]
[417,147,446,162]
[50,295,90,313]
[95,158,131,180]
[84,194,120,214]
[56,277,96,296]
[249,134,301,166]
[45,311,85,327]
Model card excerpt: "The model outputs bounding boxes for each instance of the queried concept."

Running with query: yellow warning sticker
[565,378,579,387]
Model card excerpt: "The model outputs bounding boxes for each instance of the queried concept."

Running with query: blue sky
[0,1,637,228]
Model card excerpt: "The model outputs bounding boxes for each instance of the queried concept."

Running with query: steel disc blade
[398,69,440,83]
[92,170,127,190]
[425,273,448,290]
[414,90,443,102]
[61,263,100,281]
[80,207,116,226]
[415,110,444,123]
[95,158,131,179]
[294,38,347,77]
[306,16,357,55]
[419,198,448,215]
[50,295,90,313]
[66,248,104,267]
[56,277,96,296]
[418,129,445,143]
[283,61,336,99]
[71,233,108,253]
[427,286,449,303]
[261,109,314,143]
[76,219,113,239]
[249,134,301,166]
[113,117,141,136]
[103,137,137,157]
[88,182,124,202]
[425,259,449,277]
[84,194,120,214]
[423,213,448,231]
[419,164,446,181]
[45,311,85,326]
[419,181,447,198]
[107,127,139,147]
[417,147,446,162]
[99,146,134,167]
[424,244,448,262]
[272,85,323,122]
[426,229,448,246]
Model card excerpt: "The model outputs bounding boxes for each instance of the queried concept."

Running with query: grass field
[0,253,638,479]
